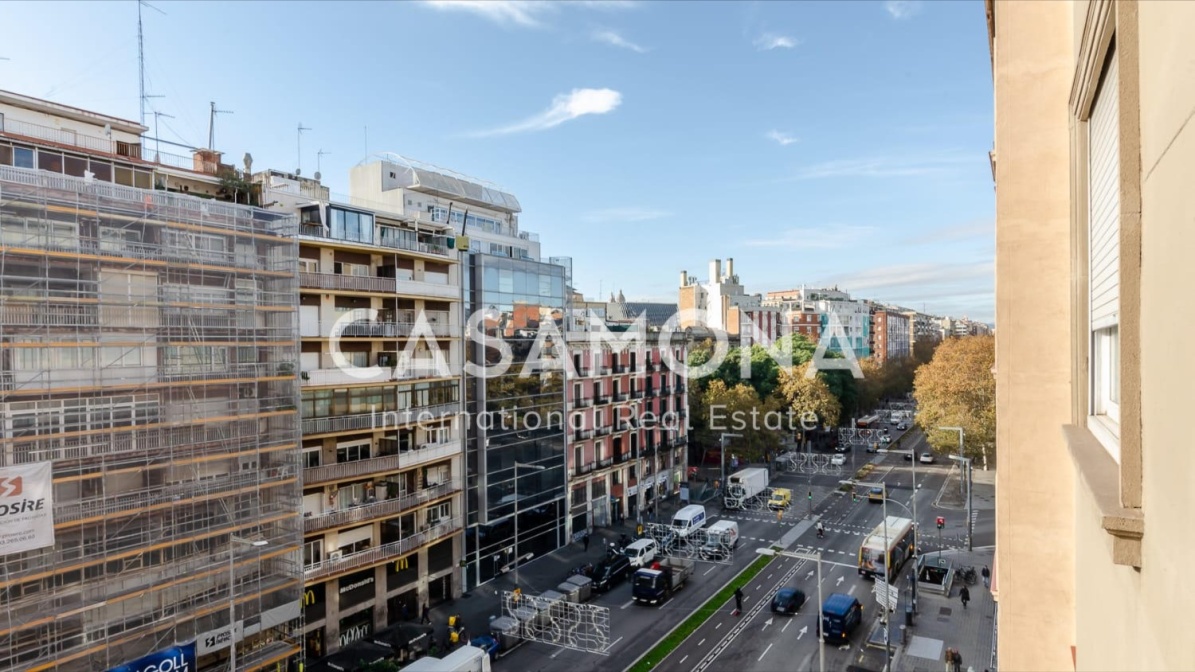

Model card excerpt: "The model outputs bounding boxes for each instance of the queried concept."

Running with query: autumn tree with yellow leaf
[913,335,996,467]
[702,379,784,463]
[777,362,843,430]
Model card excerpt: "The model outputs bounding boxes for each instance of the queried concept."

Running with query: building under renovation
[0,90,303,671]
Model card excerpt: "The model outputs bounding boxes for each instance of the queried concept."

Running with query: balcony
[669,435,688,449]
[598,365,613,375]
[614,392,630,403]
[572,462,596,478]
[595,426,612,437]
[304,517,462,580]
[300,272,395,293]
[301,402,460,435]
[572,429,595,441]
[304,440,460,485]
[395,272,460,300]
[307,320,454,339]
[675,384,686,395]
[659,386,671,396]
[304,480,461,533]
[631,389,645,400]
[301,362,452,387]
[597,456,614,469]
[612,364,626,374]
[573,396,593,409]
[379,226,451,257]
[593,394,610,406]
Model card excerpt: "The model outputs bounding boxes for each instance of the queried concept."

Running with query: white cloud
[766,130,798,146]
[420,0,552,27]
[468,88,623,137]
[784,152,977,180]
[582,207,672,223]
[742,226,876,250]
[884,0,924,20]
[815,260,994,322]
[754,33,798,51]
[592,29,648,53]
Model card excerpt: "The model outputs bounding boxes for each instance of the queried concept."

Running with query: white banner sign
[0,462,55,555]
[196,621,243,656]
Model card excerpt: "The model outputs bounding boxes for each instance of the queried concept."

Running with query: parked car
[919,452,935,464]
[830,454,846,466]
[867,487,885,503]
[903,452,914,461]
[771,587,807,615]
[591,555,631,592]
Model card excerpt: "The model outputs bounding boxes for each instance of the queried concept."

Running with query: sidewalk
[893,548,997,672]
[934,466,996,511]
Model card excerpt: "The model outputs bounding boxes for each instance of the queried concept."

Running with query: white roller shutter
[1089,51,1120,330]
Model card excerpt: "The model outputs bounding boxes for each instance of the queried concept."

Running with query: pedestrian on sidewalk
[952,649,963,672]
[981,565,990,588]
[733,587,744,616]
[960,585,971,609]
[943,648,955,672]
[583,531,590,552]
[421,602,430,624]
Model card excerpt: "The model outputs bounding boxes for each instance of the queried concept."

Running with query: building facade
[252,168,468,662]
[869,307,910,365]
[0,94,303,671]
[991,0,1195,669]
[678,259,782,346]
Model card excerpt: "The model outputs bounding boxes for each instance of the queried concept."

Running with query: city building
[0,93,302,670]
[869,307,910,364]
[605,290,678,331]
[563,300,689,539]
[678,259,783,347]
[764,286,870,357]
[900,309,942,350]
[990,0,1194,669]
[253,165,466,662]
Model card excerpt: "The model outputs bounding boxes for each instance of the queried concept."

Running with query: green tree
[855,357,886,412]
[712,345,780,400]
[777,363,842,429]
[770,333,818,368]
[913,335,996,467]
[703,380,782,463]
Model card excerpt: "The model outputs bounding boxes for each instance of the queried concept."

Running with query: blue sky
[1,0,995,322]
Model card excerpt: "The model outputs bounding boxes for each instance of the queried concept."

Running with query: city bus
[855,415,881,428]
[857,516,915,580]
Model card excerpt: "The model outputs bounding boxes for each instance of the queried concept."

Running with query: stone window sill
[1063,425,1143,567]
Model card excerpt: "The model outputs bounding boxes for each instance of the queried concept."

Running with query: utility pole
[297,123,312,175]
[719,433,742,501]
[941,427,973,551]
[150,110,173,162]
[208,102,234,150]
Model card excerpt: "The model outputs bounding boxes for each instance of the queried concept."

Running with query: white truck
[400,645,492,672]
[725,467,770,509]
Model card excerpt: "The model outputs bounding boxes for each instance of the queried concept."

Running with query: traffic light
[808,490,813,501]
[936,516,945,530]
[851,491,858,503]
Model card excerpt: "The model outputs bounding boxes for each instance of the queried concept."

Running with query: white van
[701,520,739,560]
[671,505,708,538]
[624,538,658,568]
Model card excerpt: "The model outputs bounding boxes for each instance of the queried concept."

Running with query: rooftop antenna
[150,110,173,162]
[208,101,233,150]
[296,122,312,176]
[137,1,166,126]
[316,149,331,180]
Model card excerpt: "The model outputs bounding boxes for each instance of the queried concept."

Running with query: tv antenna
[316,149,331,180]
[296,123,312,175]
[137,1,166,126]
[208,101,233,150]
[150,110,174,162]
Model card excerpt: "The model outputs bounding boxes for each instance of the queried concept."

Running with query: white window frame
[1087,47,1122,462]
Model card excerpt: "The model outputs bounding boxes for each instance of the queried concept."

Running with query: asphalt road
[644,430,996,672]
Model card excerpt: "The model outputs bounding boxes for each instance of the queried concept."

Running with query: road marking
[620,599,635,610]
[551,648,565,659]
[848,584,857,595]
[756,583,764,590]
[767,573,773,580]
[782,618,792,633]
[715,622,722,629]
[679,655,688,665]
[609,636,623,648]
[758,643,774,661]
[698,638,705,647]
[704,566,716,576]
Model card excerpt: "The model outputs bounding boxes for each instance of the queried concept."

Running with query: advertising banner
[0,462,55,555]
[107,642,196,672]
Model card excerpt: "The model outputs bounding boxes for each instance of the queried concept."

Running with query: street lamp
[512,462,546,589]
[228,536,268,671]
[840,479,892,672]
[757,548,825,672]
[719,432,742,496]
[939,426,973,552]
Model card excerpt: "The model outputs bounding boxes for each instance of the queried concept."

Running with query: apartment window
[427,502,451,525]
[329,207,375,244]
[304,539,323,567]
[298,259,318,274]
[13,146,34,169]
[303,446,322,468]
[1088,47,1121,460]
[334,262,370,277]
[336,441,371,463]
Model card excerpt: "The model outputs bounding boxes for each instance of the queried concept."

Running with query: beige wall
[992,1,1077,670]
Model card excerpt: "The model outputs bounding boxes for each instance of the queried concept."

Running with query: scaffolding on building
[0,165,304,671]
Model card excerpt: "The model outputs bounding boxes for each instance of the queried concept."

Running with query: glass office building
[463,254,570,588]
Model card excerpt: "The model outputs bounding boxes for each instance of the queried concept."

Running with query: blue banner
[107,642,196,672]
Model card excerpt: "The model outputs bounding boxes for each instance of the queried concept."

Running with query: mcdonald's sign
[386,553,419,590]
[394,555,410,572]
[302,583,325,621]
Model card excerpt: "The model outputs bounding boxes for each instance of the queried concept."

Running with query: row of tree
[686,334,939,463]
[912,333,996,467]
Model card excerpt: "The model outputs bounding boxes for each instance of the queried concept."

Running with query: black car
[591,555,631,592]
[771,587,807,615]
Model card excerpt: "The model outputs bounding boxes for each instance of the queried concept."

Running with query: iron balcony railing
[631,389,645,400]
[613,392,630,403]
[299,272,396,293]
[593,394,610,406]
[304,518,462,580]
[574,397,594,409]
[301,402,460,435]
[303,440,460,485]
[595,426,612,437]
[572,429,595,441]
[303,480,461,533]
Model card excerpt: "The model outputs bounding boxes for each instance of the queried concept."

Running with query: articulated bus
[857,516,915,580]
[855,414,881,428]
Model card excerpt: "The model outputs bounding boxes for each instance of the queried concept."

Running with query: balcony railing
[2,117,142,158]
[612,364,626,374]
[593,394,609,406]
[597,457,614,469]
[572,429,595,441]
[395,273,460,300]
[378,226,451,257]
[595,426,612,437]
[301,402,460,435]
[304,440,460,485]
[573,397,593,409]
[301,362,452,387]
[299,272,396,293]
[304,518,462,580]
[305,319,454,339]
[675,384,686,395]
[304,480,460,533]
[631,389,645,400]
[659,386,671,396]
[613,392,630,403]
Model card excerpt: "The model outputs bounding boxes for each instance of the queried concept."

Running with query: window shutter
[1089,51,1120,330]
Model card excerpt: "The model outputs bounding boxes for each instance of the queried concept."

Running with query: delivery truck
[632,557,694,605]
[725,467,770,509]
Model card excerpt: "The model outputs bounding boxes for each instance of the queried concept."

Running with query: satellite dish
[295,168,301,177]
[103,123,112,138]
[314,171,321,181]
